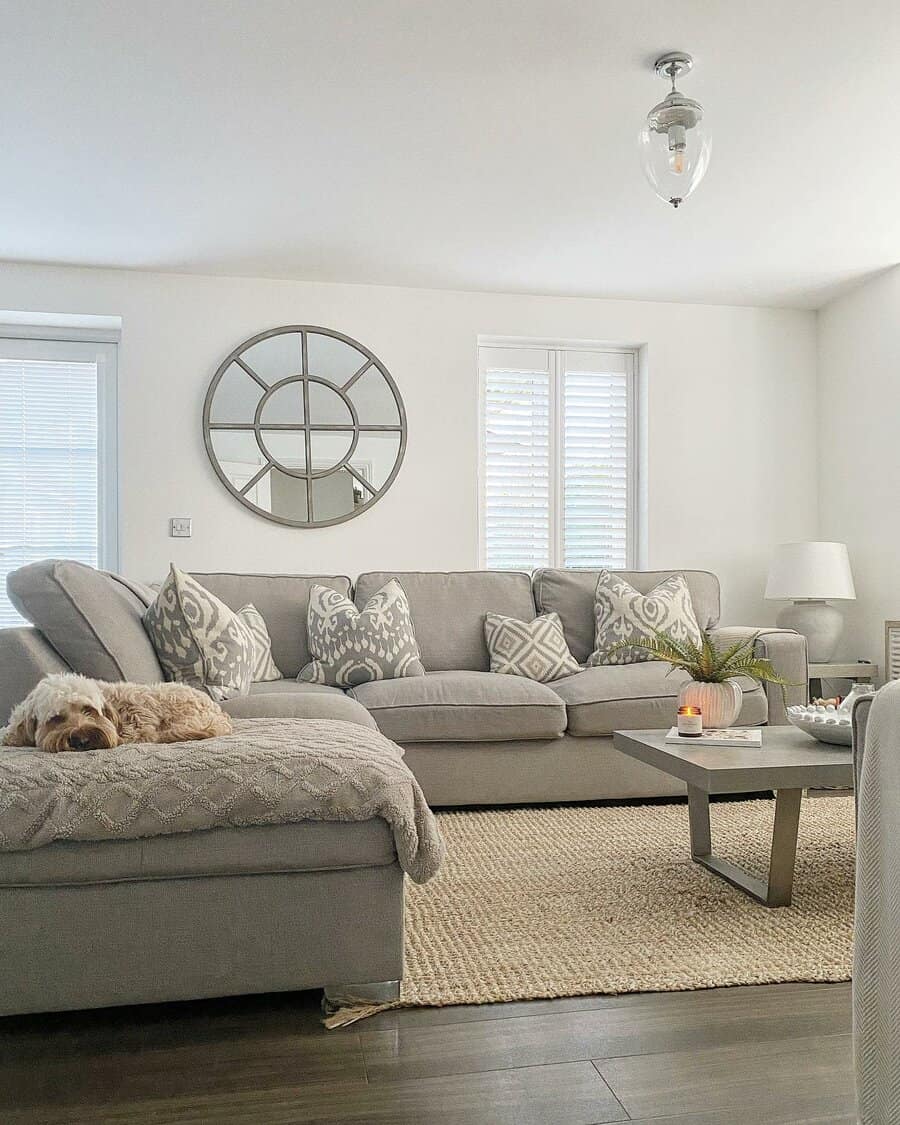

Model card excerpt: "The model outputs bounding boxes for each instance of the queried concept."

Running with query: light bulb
[669,148,686,175]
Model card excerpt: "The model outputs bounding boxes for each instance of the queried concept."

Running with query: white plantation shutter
[480,344,636,570]
[0,339,117,627]
[482,354,551,569]
[563,352,631,568]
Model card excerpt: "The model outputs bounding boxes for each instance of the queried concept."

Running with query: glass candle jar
[677,705,703,737]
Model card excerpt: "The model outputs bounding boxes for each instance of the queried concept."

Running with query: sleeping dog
[2,673,232,752]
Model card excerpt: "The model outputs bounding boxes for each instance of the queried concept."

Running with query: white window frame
[0,334,120,574]
[477,338,639,570]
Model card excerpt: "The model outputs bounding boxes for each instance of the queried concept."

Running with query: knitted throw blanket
[0,718,444,884]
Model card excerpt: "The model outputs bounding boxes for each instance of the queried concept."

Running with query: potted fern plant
[606,629,797,728]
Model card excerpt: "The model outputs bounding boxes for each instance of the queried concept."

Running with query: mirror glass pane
[210,431,271,509]
[242,334,302,383]
[311,470,359,522]
[306,333,366,383]
[346,364,401,426]
[259,430,307,472]
[307,381,353,426]
[310,430,354,472]
[259,381,304,425]
[209,363,264,423]
[270,468,309,522]
[351,432,402,492]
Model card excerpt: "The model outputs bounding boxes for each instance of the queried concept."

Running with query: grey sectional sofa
[2,560,809,806]
[0,559,807,1017]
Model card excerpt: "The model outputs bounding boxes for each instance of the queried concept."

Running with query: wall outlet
[170,517,192,538]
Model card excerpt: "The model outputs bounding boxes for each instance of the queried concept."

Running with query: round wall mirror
[203,326,407,527]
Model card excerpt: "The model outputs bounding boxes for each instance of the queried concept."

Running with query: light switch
[170,517,192,538]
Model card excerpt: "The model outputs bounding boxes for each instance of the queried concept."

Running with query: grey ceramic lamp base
[776,600,843,663]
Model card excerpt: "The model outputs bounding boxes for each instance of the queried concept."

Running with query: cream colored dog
[2,673,233,752]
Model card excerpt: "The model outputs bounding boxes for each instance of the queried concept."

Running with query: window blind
[482,366,551,570]
[0,358,100,626]
[563,368,629,568]
[480,344,635,570]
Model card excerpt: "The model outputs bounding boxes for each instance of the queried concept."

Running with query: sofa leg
[322,979,401,1020]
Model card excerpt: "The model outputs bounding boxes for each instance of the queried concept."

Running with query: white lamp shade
[765,541,856,601]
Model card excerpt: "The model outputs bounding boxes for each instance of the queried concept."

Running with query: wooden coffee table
[612,727,854,907]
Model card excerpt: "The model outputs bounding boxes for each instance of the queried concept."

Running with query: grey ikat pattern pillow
[588,570,702,666]
[143,566,253,700]
[298,579,425,688]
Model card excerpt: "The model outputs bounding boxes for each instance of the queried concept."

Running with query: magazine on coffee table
[664,727,763,748]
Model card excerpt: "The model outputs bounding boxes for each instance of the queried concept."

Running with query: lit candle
[677,705,702,737]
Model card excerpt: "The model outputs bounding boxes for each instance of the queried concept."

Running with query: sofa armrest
[0,626,71,726]
[852,694,874,797]
[708,626,808,726]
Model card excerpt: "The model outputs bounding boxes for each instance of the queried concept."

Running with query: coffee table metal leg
[766,787,802,907]
[687,785,712,858]
[685,784,803,908]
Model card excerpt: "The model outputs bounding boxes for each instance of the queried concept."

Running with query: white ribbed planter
[678,679,742,728]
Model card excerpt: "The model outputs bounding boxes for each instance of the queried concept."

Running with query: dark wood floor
[0,980,854,1124]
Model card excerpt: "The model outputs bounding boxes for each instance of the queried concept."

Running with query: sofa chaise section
[0,818,404,1016]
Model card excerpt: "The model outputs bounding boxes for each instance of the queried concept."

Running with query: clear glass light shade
[638,121,711,208]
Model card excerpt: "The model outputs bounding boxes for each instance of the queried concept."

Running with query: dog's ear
[102,700,119,725]
[4,709,37,746]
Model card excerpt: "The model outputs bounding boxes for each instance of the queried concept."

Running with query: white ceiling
[1,0,898,308]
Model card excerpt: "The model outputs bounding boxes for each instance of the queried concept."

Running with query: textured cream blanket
[0,718,444,884]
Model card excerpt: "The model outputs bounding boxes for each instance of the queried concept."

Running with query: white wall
[818,264,900,666]
[0,261,818,626]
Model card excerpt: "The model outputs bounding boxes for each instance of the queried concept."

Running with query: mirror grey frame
[203,325,407,527]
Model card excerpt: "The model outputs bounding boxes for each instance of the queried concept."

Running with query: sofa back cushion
[533,569,721,665]
[189,573,351,678]
[354,571,536,671]
[6,560,164,682]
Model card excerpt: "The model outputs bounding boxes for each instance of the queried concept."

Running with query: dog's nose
[68,733,95,751]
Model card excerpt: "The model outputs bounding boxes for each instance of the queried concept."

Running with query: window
[0,337,118,626]
[479,342,637,570]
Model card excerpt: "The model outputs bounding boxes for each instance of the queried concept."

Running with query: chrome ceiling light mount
[639,51,710,209]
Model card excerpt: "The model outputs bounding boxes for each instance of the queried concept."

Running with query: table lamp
[764,542,856,662]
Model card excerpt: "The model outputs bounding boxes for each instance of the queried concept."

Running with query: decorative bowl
[786,704,852,746]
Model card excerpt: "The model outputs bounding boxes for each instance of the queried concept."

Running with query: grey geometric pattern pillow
[298,579,425,688]
[588,570,702,666]
[237,604,282,682]
[484,612,580,683]
[143,566,253,700]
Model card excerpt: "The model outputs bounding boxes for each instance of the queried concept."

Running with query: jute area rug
[399,796,854,1009]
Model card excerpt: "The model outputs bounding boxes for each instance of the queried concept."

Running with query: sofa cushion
[0,820,395,887]
[144,567,253,701]
[349,670,567,743]
[189,573,352,678]
[299,580,425,687]
[354,571,536,672]
[7,560,164,683]
[551,663,768,737]
[534,569,722,664]
[222,687,376,727]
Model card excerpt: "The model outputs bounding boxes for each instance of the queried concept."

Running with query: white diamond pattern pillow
[237,604,282,682]
[484,612,581,683]
[588,570,703,666]
[298,579,425,688]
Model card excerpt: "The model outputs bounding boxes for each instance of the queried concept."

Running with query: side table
[809,661,877,699]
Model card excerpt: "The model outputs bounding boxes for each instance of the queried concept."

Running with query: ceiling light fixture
[639,51,710,209]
